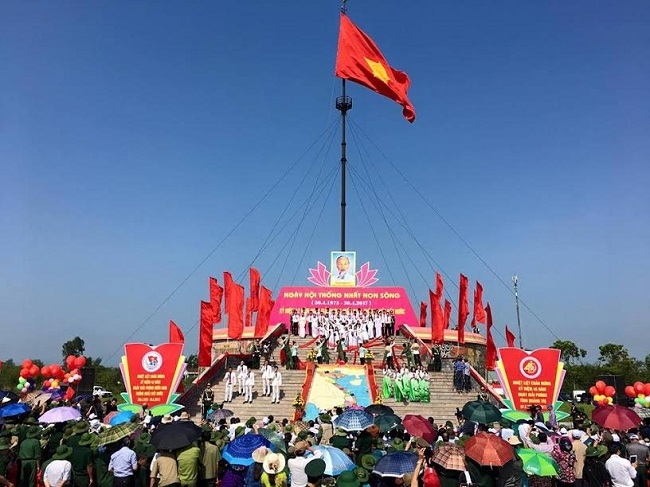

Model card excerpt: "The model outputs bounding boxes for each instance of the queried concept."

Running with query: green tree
[187,354,198,370]
[61,337,85,361]
[597,343,643,383]
[551,340,587,366]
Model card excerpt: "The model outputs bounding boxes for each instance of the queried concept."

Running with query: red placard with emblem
[496,348,565,411]
[120,343,186,408]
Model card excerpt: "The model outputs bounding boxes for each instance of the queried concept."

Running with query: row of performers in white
[222,362,283,404]
[290,309,396,339]
[293,322,394,346]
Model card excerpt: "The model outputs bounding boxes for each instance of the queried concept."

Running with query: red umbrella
[402,414,438,444]
[103,411,119,425]
[464,432,514,467]
[592,405,641,431]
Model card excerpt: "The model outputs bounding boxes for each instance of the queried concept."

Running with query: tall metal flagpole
[513,275,523,348]
[336,0,352,251]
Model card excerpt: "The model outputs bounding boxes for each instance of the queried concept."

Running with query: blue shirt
[108,446,137,478]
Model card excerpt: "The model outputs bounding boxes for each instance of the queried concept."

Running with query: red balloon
[41,366,51,377]
[634,382,645,394]
[19,368,30,379]
[65,386,75,401]
[22,359,33,369]
[29,365,39,377]
[74,356,86,369]
[625,386,637,398]
[644,383,650,396]
[0,361,3,369]
[589,386,598,396]
[595,381,607,394]
[604,386,616,398]
[66,355,76,370]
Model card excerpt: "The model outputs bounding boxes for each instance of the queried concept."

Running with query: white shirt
[606,454,636,487]
[288,452,322,487]
[43,459,72,486]
[272,372,282,386]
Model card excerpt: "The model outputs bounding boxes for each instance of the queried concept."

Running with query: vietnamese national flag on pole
[249,268,261,312]
[168,320,184,344]
[419,301,427,327]
[198,301,214,367]
[227,283,245,340]
[254,286,275,338]
[505,325,516,348]
[443,299,452,330]
[335,13,416,122]
[457,274,469,344]
[209,277,223,324]
[485,303,496,370]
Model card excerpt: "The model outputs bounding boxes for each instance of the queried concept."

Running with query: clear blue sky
[1,1,648,365]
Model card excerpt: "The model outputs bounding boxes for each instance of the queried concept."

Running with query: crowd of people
[1,390,649,487]
[288,309,397,344]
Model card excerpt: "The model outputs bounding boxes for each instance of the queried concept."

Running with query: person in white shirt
[43,445,73,487]
[271,366,282,403]
[236,361,248,395]
[288,441,322,487]
[223,367,235,403]
[606,443,637,487]
[243,370,255,403]
[261,361,273,396]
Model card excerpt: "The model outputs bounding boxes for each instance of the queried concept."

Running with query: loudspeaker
[77,367,96,396]
[598,375,626,404]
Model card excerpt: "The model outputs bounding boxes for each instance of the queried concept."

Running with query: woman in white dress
[310,313,319,338]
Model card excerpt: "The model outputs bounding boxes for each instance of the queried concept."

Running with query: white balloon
[68,377,75,383]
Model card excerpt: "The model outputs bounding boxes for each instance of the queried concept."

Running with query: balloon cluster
[589,380,616,406]
[624,382,650,408]
[41,355,86,401]
[16,359,40,394]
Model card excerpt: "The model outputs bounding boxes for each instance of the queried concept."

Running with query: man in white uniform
[244,370,255,403]
[236,361,248,395]
[223,367,235,403]
[271,366,282,404]
[261,361,273,396]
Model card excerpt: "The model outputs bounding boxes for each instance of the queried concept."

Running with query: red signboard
[496,347,565,411]
[269,286,418,329]
[120,343,186,408]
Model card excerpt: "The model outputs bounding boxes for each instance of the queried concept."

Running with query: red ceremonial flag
[198,301,214,367]
[209,277,223,324]
[254,286,275,338]
[443,299,452,330]
[335,13,416,122]
[505,325,516,348]
[419,301,427,327]
[430,289,444,344]
[245,298,253,328]
[473,281,486,324]
[227,283,245,340]
[458,274,469,344]
[435,272,444,299]
[249,268,261,312]
[223,272,234,316]
[168,320,184,344]
[485,303,497,371]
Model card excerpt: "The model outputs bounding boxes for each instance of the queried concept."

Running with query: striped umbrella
[431,444,466,471]
[334,410,374,432]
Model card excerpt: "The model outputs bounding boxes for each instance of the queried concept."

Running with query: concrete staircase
[372,334,478,426]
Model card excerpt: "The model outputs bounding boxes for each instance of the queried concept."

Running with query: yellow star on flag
[364,57,390,84]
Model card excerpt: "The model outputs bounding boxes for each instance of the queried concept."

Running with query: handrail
[399,324,432,359]
[469,365,506,407]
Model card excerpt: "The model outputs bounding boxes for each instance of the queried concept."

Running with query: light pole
[512,275,523,349]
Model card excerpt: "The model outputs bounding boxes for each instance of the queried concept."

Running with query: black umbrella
[151,421,203,451]
[365,404,394,416]
[0,391,20,405]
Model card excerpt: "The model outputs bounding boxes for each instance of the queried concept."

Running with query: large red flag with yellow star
[335,13,416,123]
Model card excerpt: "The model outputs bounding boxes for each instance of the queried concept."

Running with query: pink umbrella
[103,411,119,424]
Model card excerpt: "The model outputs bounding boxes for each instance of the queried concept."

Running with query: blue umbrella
[223,434,273,466]
[334,409,374,432]
[373,451,419,478]
[0,403,30,418]
[109,411,135,426]
[311,445,356,476]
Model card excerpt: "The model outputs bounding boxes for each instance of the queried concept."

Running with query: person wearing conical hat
[18,427,41,487]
